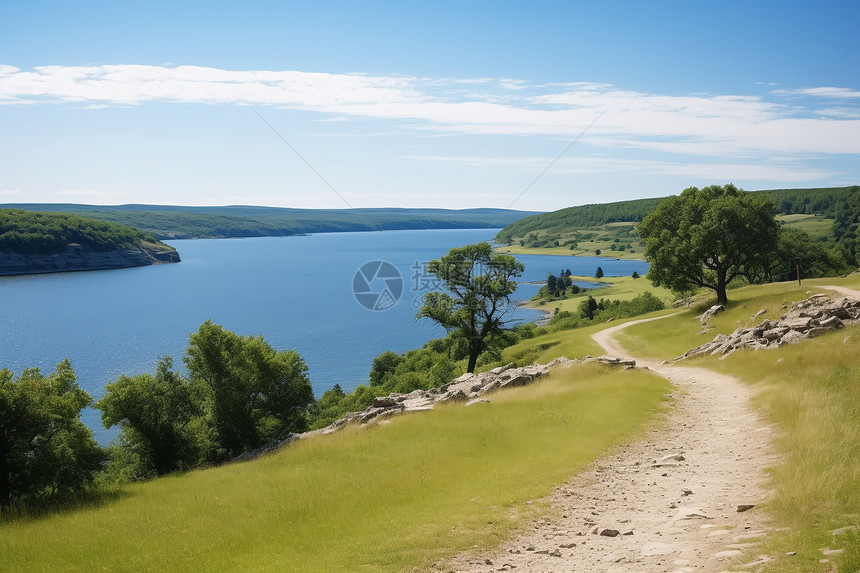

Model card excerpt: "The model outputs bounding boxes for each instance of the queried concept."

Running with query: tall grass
[0,364,670,573]
[706,327,860,572]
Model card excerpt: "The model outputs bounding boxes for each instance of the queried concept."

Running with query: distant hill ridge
[0,204,542,240]
[495,186,860,242]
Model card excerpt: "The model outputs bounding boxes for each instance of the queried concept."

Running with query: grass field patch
[1,364,671,573]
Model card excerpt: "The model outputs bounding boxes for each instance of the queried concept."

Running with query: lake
[0,229,648,441]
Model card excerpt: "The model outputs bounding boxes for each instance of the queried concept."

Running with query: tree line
[1,206,538,241]
[1,321,314,510]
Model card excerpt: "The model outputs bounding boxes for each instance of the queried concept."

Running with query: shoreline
[0,244,180,277]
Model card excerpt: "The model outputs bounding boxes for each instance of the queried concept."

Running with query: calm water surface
[0,229,648,441]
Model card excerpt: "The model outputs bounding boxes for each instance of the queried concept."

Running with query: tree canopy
[638,184,779,304]
[99,321,315,480]
[416,242,524,373]
[0,360,104,508]
[0,209,157,255]
[97,357,202,477]
[185,320,314,460]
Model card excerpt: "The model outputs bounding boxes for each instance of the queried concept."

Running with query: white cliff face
[0,243,180,276]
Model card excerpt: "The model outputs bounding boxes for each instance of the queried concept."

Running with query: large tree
[185,320,314,460]
[0,360,104,508]
[97,356,202,477]
[417,242,524,373]
[638,184,779,305]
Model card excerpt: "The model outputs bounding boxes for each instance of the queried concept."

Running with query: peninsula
[0,209,180,276]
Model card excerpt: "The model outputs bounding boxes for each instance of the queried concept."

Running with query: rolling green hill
[495,186,860,262]
[0,204,541,240]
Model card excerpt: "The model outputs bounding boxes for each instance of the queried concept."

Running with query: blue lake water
[0,229,648,442]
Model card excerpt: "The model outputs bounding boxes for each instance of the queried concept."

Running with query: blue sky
[1,0,858,211]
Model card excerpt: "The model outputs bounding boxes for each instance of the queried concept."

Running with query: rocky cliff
[0,242,180,276]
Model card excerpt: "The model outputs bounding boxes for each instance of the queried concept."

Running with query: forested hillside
[0,209,161,254]
[495,196,666,242]
[496,186,860,265]
[0,205,540,240]
[496,187,858,243]
[0,209,179,275]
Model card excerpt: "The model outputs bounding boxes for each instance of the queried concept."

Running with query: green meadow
[527,274,676,318]
[0,364,670,573]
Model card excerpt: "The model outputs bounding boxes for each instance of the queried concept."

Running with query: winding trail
[448,285,860,572]
[448,320,780,572]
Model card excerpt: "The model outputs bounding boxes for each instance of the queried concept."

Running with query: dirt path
[821,285,860,299]
[447,316,780,573]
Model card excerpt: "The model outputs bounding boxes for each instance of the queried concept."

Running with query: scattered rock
[655,453,686,463]
[737,504,755,512]
[820,548,845,556]
[372,395,399,408]
[582,355,638,367]
[698,304,725,322]
[599,529,620,537]
[831,525,858,536]
[674,507,712,520]
[678,295,860,360]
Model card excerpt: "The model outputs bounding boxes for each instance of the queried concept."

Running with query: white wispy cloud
[408,155,836,182]
[781,86,860,98]
[2,64,859,159]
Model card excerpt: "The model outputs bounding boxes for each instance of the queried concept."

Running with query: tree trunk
[466,334,486,373]
[715,269,729,305]
[466,351,479,374]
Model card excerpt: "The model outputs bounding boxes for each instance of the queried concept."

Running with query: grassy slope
[0,365,670,573]
[524,275,676,317]
[614,275,860,573]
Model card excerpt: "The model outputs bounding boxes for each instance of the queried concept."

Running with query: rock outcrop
[0,243,180,276]
[301,355,637,440]
[678,294,860,360]
[234,356,641,461]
